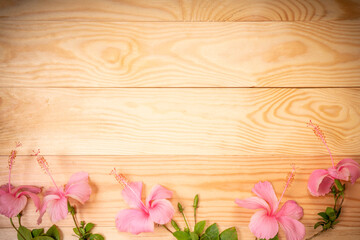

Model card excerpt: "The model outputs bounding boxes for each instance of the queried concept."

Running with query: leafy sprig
[168,195,238,240]
[306,179,345,240]
[68,202,104,240]
[15,214,60,240]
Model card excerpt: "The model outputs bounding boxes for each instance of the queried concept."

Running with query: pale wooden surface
[0,88,359,156]
[0,0,360,21]
[1,21,360,87]
[1,0,360,240]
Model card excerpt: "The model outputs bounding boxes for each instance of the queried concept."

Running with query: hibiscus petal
[308,169,334,196]
[146,185,172,207]
[122,182,145,210]
[252,181,279,214]
[0,192,27,218]
[278,216,306,240]
[115,209,154,235]
[336,158,360,184]
[276,200,303,220]
[67,171,89,185]
[12,185,41,195]
[235,197,270,212]
[65,172,91,204]
[37,194,61,225]
[0,184,10,194]
[18,191,41,211]
[148,199,174,224]
[249,209,279,239]
[47,196,68,223]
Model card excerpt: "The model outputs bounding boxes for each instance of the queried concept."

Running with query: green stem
[338,195,345,208]
[194,208,197,225]
[181,211,190,230]
[68,202,82,237]
[162,225,173,234]
[10,218,26,240]
[17,214,22,227]
[305,229,326,240]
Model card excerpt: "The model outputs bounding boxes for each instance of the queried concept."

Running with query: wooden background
[0,0,360,239]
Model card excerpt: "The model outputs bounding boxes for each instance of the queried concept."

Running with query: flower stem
[181,211,190,231]
[306,229,326,240]
[68,201,82,237]
[162,225,173,234]
[10,218,26,240]
[193,194,199,225]
[17,213,22,227]
[194,209,197,225]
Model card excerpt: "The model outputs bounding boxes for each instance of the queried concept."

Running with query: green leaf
[173,231,191,240]
[190,232,199,240]
[324,221,332,230]
[79,227,86,235]
[317,212,329,220]
[200,223,219,240]
[18,226,33,240]
[325,207,336,221]
[314,222,325,229]
[31,229,44,237]
[194,221,206,235]
[219,227,237,240]
[46,225,60,240]
[33,237,55,240]
[172,220,181,231]
[184,228,190,234]
[89,234,105,240]
[85,223,95,233]
[73,227,80,236]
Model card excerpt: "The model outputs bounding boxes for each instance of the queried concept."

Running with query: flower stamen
[110,168,129,188]
[8,142,22,192]
[110,168,148,212]
[307,120,335,168]
[34,150,60,191]
[278,165,296,205]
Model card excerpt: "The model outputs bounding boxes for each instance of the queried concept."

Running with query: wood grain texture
[0,155,359,239]
[0,0,360,21]
[0,88,359,156]
[1,21,360,87]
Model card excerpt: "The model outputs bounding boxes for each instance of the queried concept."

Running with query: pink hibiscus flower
[0,143,41,218]
[35,152,91,224]
[235,169,305,240]
[307,121,360,196]
[111,168,175,235]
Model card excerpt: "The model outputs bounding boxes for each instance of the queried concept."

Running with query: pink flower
[111,169,175,235]
[0,185,41,218]
[307,121,360,196]
[36,153,91,224]
[235,169,305,240]
[0,143,41,218]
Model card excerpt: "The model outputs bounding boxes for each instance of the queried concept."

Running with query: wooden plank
[0,0,360,21]
[0,155,359,239]
[0,88,359,156]
[0,21,360,87]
